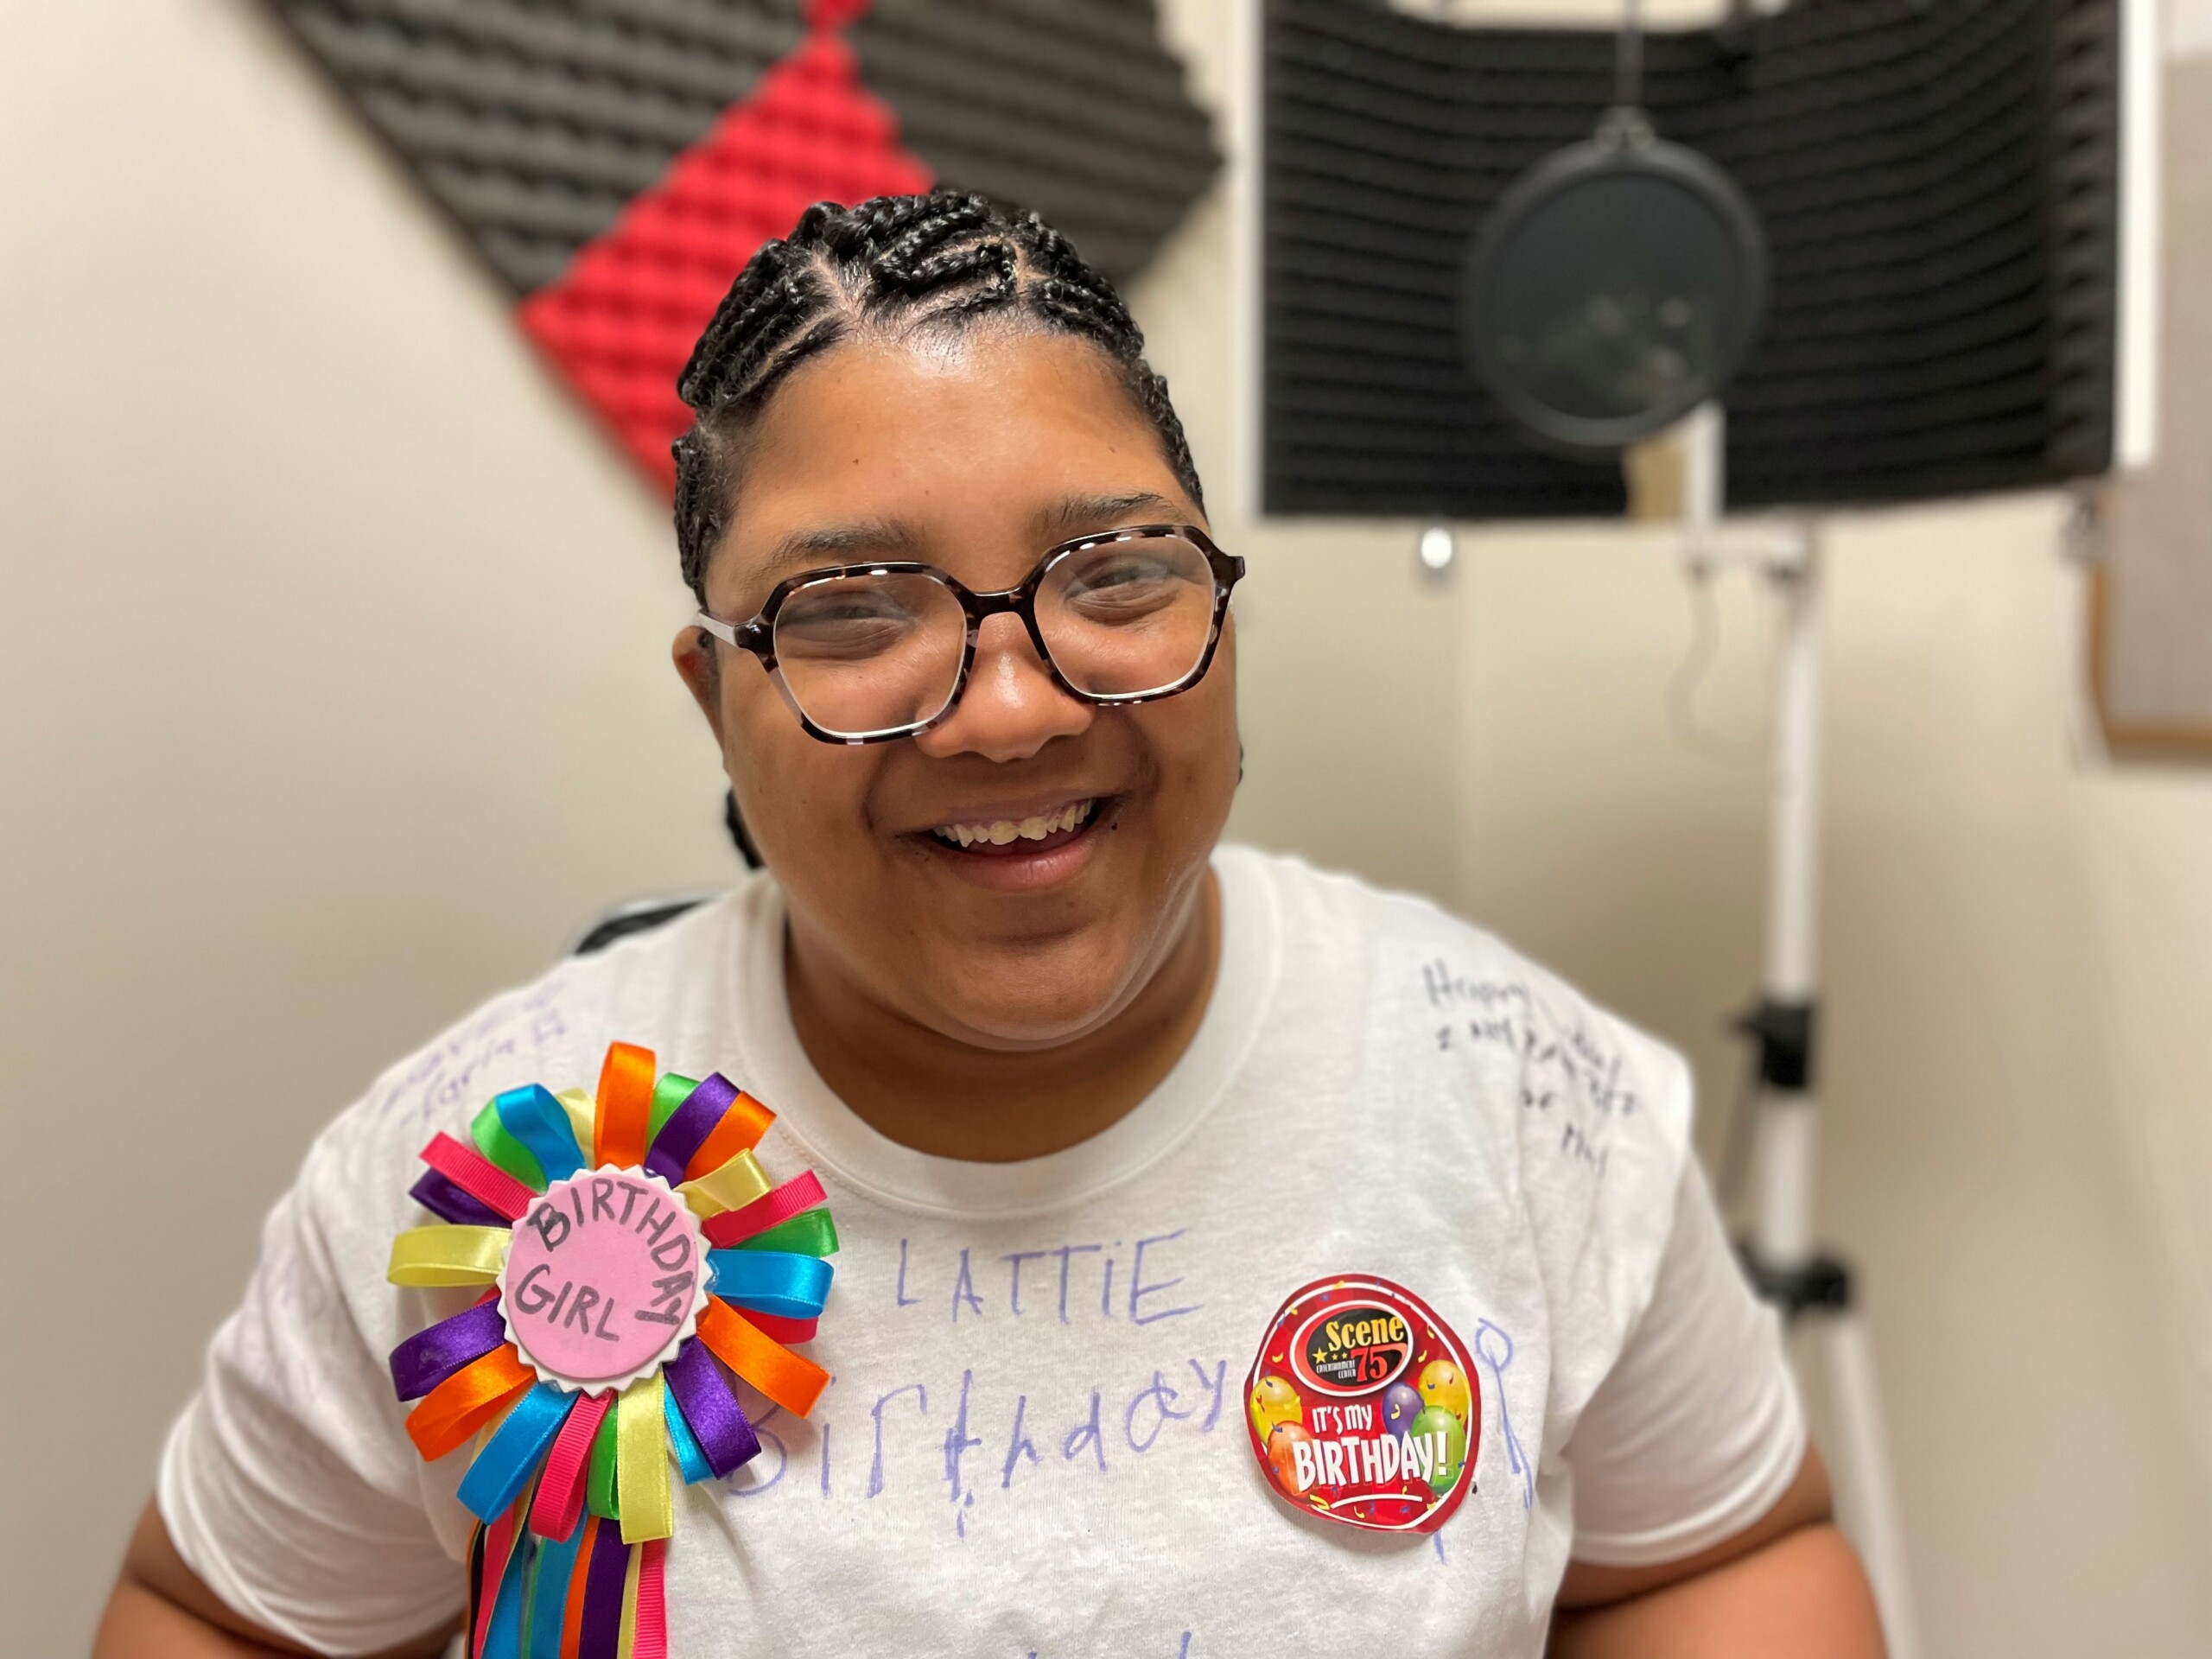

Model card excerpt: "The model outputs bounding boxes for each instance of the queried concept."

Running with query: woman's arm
[1548,1445,1885,1659]
[93,1498,459,1659]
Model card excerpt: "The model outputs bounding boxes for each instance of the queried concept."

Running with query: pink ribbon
[529,1389,612,1543]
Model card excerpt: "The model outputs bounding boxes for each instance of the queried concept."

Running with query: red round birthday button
[1244,1274,1479,1534]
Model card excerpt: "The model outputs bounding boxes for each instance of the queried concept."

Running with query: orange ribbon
[561,1516,598,1658]
[593,1042,657,1170]
[696,1298,830,1417]
[405,1344,536,1461]
[683,1089,776,1180]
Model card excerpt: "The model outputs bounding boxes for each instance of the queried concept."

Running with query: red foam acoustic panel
[270,0,1217,493]
[518,26,931,488]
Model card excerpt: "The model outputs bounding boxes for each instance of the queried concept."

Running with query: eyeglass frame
[692,522,1246,746]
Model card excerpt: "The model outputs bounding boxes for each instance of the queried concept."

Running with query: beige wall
[4,1,2209,1654]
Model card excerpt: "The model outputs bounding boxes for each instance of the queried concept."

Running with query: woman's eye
[778,595,920,656]
[1065,556,1187,614]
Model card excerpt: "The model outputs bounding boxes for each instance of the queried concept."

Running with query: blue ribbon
[494,1084,586,1185]
[706,1248,834,1319]
[525,1513,587,1659]
[459,1383,576,1523]
[663,1385,712,1484]
[480,1524,533,1659]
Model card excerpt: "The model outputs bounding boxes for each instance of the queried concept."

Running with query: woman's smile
[912,792,1116,892]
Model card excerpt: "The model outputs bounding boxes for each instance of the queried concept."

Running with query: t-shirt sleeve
[157,1130,471,1655]
[1561,1155,1807,1567]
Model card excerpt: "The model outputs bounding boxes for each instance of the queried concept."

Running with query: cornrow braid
[671,189,1204,601]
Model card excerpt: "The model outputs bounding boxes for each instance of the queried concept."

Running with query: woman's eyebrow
[757,518,925,578]
[1032,491,1185,541]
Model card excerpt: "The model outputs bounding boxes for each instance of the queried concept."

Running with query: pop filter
[1460,0,1766,456]
[1461,113,1766,454]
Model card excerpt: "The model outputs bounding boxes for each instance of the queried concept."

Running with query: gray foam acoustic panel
[1263,0,2123,518]
[273,0,809,292]
[268,0,1219,486]
[849,0,1221,283]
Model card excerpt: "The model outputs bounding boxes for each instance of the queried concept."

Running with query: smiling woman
[98,193,1881,1659]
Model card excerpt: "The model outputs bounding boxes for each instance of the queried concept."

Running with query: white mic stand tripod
[1677,404,1918,1659]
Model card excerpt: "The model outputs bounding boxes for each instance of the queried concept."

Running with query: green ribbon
[648,1073,697,1145]
[587,1405,621,1521]
[471,1097,547,1192]
[734,1209,838,1257]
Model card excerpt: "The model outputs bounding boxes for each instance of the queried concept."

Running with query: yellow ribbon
[556,1088,598,1166]
[387,1225,510,1287]
[678,1149,772,1219]
[615,1535,645,1659]
[617,1374,673,1544]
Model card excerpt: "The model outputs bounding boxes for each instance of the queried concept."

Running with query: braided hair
[672,190,1205,601]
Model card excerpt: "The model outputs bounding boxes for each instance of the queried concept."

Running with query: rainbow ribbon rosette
[385,1041,836,1659]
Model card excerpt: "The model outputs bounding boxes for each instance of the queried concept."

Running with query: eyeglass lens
[770,534,1218,739]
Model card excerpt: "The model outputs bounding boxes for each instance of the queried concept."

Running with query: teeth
[931,798,1096,849]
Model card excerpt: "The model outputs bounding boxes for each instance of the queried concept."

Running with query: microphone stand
[1681,404,1919,1659]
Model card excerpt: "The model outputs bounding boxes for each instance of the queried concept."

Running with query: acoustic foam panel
[272,0,1217,488]
[849,0,1222,285]
[1263,0,2122,518]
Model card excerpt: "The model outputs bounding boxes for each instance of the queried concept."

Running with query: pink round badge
[497,1168,709,1392]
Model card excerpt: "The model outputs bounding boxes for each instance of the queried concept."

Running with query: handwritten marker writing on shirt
[385,1042,836,1659]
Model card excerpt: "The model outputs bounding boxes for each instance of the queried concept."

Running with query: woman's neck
[781,870,1221,1163]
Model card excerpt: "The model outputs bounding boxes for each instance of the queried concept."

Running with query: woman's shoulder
[302,883,763,1213]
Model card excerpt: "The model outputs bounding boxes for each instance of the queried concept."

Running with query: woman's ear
[671,626,728,745]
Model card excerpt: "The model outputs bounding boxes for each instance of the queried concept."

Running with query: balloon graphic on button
[1419,1358,1471,1423]
[1249,1373,1303,1441]
[1267,1422,1315,1494]
[1381,1382,1424,1439]
[1409,1405,1468,1495]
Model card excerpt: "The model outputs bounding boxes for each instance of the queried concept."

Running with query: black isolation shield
[1462,121,1767,454]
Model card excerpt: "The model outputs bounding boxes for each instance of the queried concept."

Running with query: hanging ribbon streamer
[632,1540,669,1659]
[531,1390,612,1542]
[616,1376,673,1544]
[578,1516,632,1659]
[385,1042,836,1659]
[527,1517,588,1659]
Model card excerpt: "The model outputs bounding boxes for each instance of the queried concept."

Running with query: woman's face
[673,328,1238,1051]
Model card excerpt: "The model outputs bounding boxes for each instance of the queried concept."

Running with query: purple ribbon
[663,1337,761,1478]
[389,1296,508,1402]
[644,1073,739,1185]
[578,1510,632,1659]
[410,1167,507,1228]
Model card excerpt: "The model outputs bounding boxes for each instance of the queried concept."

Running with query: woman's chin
[918,983,1132,1052]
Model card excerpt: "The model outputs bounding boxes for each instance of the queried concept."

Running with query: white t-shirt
[160,847,1802,1657]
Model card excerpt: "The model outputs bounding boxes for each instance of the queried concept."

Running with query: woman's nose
[912,612,1090,763]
